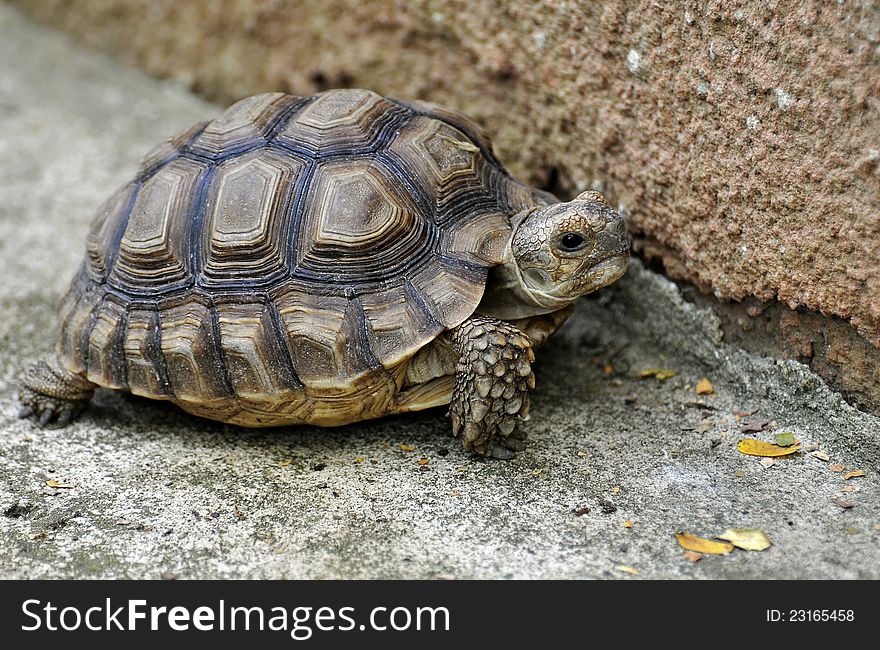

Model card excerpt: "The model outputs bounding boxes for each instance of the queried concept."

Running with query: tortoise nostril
[597,216,629,252]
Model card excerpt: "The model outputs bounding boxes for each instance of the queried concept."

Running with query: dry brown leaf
[531,468,543,477]
[623,520,634,528]
[737,439,800,457]
[716,528,772,551]
[448,491,460,497]
[602,364,614,376]
[695,378,714,395]
[683,551,703,562]
[830,464,845,472]
[576,450,589,458]
[399,443,416,452]
[811,450,830,461]
[841,485,854,493]
[835,499,855,510]
[417,458,429,466]
[45,479,75,489]
[675,532,735,555]
[611,485,621,494]
[735,470,745,478]
[740,417,771,433]
[616,565,640,575]
[844,470,865,480]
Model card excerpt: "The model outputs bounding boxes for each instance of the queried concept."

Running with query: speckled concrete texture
[0,5,878,580]
[11,0,880,412]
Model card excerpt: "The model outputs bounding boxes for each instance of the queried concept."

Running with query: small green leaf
[775,432,796,447]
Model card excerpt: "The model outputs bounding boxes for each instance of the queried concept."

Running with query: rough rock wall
[12,0,880,410]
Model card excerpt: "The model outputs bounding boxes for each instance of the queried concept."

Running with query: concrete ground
[0,4,877,579]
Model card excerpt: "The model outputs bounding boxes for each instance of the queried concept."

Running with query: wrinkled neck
[476,217,572,320]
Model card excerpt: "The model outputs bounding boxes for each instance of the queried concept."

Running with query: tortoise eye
[557,232,587,252]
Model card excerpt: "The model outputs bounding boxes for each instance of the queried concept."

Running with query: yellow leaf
[399,443,416,452]
[737,439,800,457]
[417,458,429,466]
[616,565,640,575]
[695,377,714,395]
[623,520,634,528]
[611,485,621,494]
[844,470,865,480]
[354,457,364,464]
[45,479,75,489]
[531,468,543,477]
[716,528,772,551]
[675,532,734,555]
[637,368,676,380]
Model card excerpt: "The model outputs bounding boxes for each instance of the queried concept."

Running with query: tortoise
[18,89,629,459]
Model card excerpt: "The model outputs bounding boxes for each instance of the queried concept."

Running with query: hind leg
[18,354,96,426]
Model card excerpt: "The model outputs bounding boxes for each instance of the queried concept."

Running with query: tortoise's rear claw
[38,409,54,426]
[17,404,34,419]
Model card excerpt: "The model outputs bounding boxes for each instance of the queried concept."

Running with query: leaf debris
[774,432,796,447]
[830,464,845,472]
[716,528,772,551]
[737,439,800,457]
[844,470,865,480]
[683,551,703,562]
[45,479,75,489]
[740,417,771,433]
[675,532,734,555]
[616,565,640,575]
[637,368,676,380]
[811,450,830,461]
[623,520,634,528]
[399,443,416,452]
[695,377,714,395]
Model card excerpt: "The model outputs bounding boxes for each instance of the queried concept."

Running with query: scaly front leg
[447,316,534,459]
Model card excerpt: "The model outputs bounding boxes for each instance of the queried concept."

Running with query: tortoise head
[501,190,630,315]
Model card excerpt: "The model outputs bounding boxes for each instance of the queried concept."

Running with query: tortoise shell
[57,89,553,426]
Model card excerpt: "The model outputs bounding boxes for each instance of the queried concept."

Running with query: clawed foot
[17,355,94,427]
[17,386,85,426]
